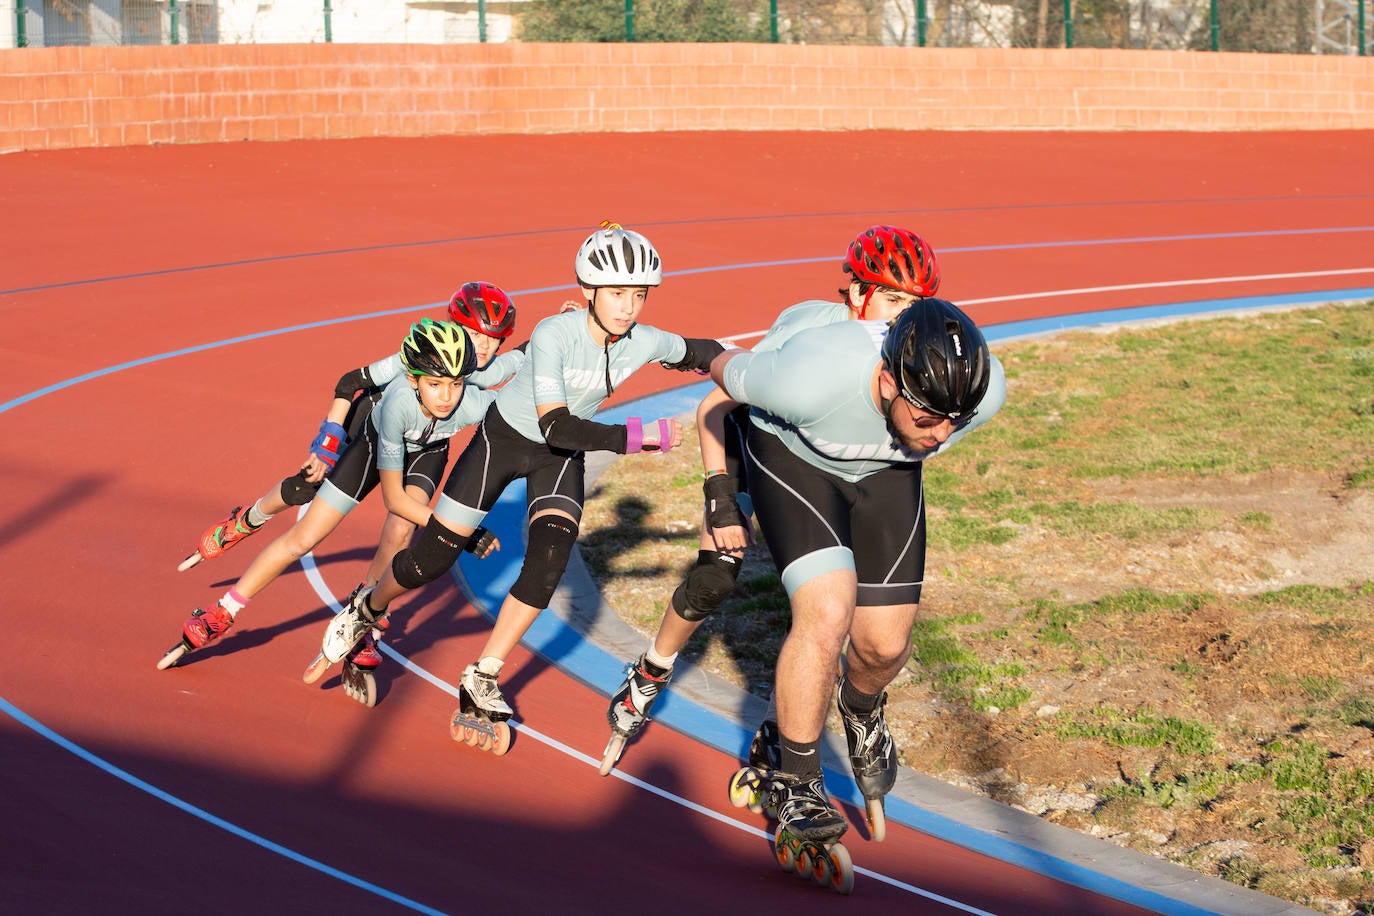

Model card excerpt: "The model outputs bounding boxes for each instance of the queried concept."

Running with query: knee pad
[671,551,742,623]
[279,471,320,507]
[392,515,467,590]
[509,515,579,610]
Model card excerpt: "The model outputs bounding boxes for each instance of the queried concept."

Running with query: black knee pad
[509,515,579,610]
[279,471,321,507]
[671,550,742,622]
[392,515,467,590]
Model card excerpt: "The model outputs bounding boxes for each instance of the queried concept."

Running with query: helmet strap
[858,285,877,320]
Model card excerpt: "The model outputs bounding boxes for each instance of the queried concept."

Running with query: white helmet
[574,221,662,287]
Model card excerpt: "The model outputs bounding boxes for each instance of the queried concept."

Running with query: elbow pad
[662,338,726,373]
[334,367,373,400]
[538,406,628,452]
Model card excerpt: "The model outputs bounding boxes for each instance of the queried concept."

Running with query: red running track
[2,131,1371,915]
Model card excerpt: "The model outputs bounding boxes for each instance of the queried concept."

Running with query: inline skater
[309,222,725,753]
[158,318,505,704]
[178,282,521,581]
[712,297,1005,881]
[601,226,942,779]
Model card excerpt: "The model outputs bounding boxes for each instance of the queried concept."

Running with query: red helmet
[448,282,516,339]
[843,226,940,298]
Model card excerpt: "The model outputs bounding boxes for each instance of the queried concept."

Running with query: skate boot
[769,772,855,895]
[340,616,390,708]
[178,506,260,572]
[727,719,782,814]
[157,604,234,670]
[304,584,385,684]
[749,718,781,770]
[837,687,897,842]
[450,664,513,755]
[599,654,673,775]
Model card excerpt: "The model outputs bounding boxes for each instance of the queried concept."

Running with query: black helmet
[881,298,990,421]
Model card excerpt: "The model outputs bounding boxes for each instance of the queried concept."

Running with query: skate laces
[186,605,233,646]
[777,775,834,820]
[840,694,892,769]
[464,666,508,710]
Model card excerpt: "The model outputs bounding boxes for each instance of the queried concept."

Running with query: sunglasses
[900,395,975,429]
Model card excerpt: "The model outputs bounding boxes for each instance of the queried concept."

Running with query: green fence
[4,0,1370,55]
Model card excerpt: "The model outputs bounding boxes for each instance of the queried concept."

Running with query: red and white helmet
[844,225,940,298]
[448,282,516,339]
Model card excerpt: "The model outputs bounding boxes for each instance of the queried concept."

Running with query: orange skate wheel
[811,850,832,885]
[489,721,512,756]
[866,797,887,842]
[772,826,794,871]
[826,843,855,895]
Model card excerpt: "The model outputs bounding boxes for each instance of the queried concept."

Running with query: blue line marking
[0,696,448,915]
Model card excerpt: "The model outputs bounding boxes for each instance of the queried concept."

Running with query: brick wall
[2,42,1372,153]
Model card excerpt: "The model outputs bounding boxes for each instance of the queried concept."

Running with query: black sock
[779,733,822,780]
[840,677,880,716]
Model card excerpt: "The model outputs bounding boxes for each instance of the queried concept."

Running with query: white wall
[216,0,526,44]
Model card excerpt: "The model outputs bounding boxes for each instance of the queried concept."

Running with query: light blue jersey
[721,320,1006,482]
[372,376,496,473]
[493,308,688,442]
[752,300,849,353]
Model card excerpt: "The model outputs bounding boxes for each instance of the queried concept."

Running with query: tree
[519,0,770,42]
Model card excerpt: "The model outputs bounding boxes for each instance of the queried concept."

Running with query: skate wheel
[794,847,813,879]
[727,767,758,809]
[176,551,203,573]
[772,826,795,871]
[826,843,855,895]
[156,642,189,670]
[599,733,627,776]
[345,670,377,708]
[489,721,512,756]
[811,850,832,885]
[302,652,331,685]
[866,796,887,843]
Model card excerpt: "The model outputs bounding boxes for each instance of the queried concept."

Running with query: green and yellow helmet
[400,318,477,379]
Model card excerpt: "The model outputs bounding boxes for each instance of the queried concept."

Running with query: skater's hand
[465,526,500,559]
[709,522,752,553]
[634,420,684,455]
[559,299,584,313]
[300,454,330,483]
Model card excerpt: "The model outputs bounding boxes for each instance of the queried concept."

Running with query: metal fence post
[170,0,179,45]
[1361,0,1367,54]
[625,0,634,41]
[324,0,333,42]
[1210,0,1219,49]
[770,0,778,42]
[917,0,928,45]
[15,0,27,47]
[479,0,487,42]
[1064,0,1073,47]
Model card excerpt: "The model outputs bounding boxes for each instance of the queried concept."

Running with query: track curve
[2,130,1370,915]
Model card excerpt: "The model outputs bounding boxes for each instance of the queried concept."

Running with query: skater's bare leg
[363,487,425,585]
[845,601,918,695]
[234,500,347,599]
[774,569,857,745]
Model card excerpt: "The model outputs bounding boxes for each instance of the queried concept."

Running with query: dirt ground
[582,459,1374,914]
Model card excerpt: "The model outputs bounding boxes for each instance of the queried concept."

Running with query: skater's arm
[696,387,750,551]
[300,365,377,482]
[378,468,433,529]
[536,402,682,454]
